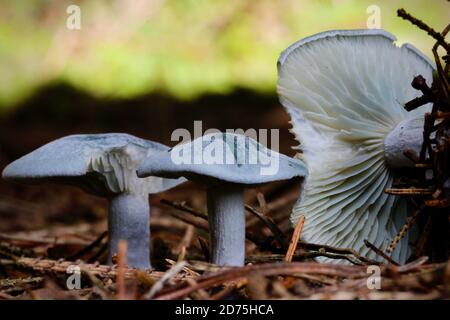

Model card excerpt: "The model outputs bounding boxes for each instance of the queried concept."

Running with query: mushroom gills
[277,29,434,263]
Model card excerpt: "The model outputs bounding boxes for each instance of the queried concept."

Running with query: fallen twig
[397,8,450,52]
[116,241,127,300]
[285,215,305,262]
[245,204,287,247]
[0,277,43,290]
[0,257,188,281]
[154,262,371,300]
[160,199,208,219]
[387,208,423,254]
[143,261,188,299]
[384,188,434,196]
[67,231,108,261]
[169,211,209,231]
[364,240,399,266]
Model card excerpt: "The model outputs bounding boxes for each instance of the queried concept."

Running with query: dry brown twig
[389,7,450,263]
[67,230,108,261]
[364,240,400,265]
[387,208,423,254]
[397,8,450,52]
[176,225,194,262]
[160,199,208,219]
[245,204,288,247]
[152,259,444,300]
[116,240,128,300]
[285,215,305,262]
[143,261,188,299]
[0,256,189,281]
[169,210,209,231]
[384,188,434,196]
[154,262,369,300]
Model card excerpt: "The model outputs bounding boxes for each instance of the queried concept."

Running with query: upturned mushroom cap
[137,132,308,186]
[2,133,184,197]
[277,29,434,263]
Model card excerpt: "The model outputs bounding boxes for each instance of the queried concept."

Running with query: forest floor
[0,85,448,300]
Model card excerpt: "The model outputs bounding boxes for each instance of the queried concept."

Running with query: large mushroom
[137,132,308,266]
[2,133,185,269]
[277,29,435,263]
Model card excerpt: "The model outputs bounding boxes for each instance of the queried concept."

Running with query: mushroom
[2,133,185,269]
[277,29,435,263]
[137,132,308,266]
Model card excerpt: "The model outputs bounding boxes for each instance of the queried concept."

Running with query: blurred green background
[0,0,448,111]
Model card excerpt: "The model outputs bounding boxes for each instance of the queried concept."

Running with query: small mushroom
[137,132,308,266]
[277,29,435,263]
[2,133,185,269]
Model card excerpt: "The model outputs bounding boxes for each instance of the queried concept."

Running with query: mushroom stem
[384,116,425,168]
[108,193,151,269]
[206,185,245,266]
